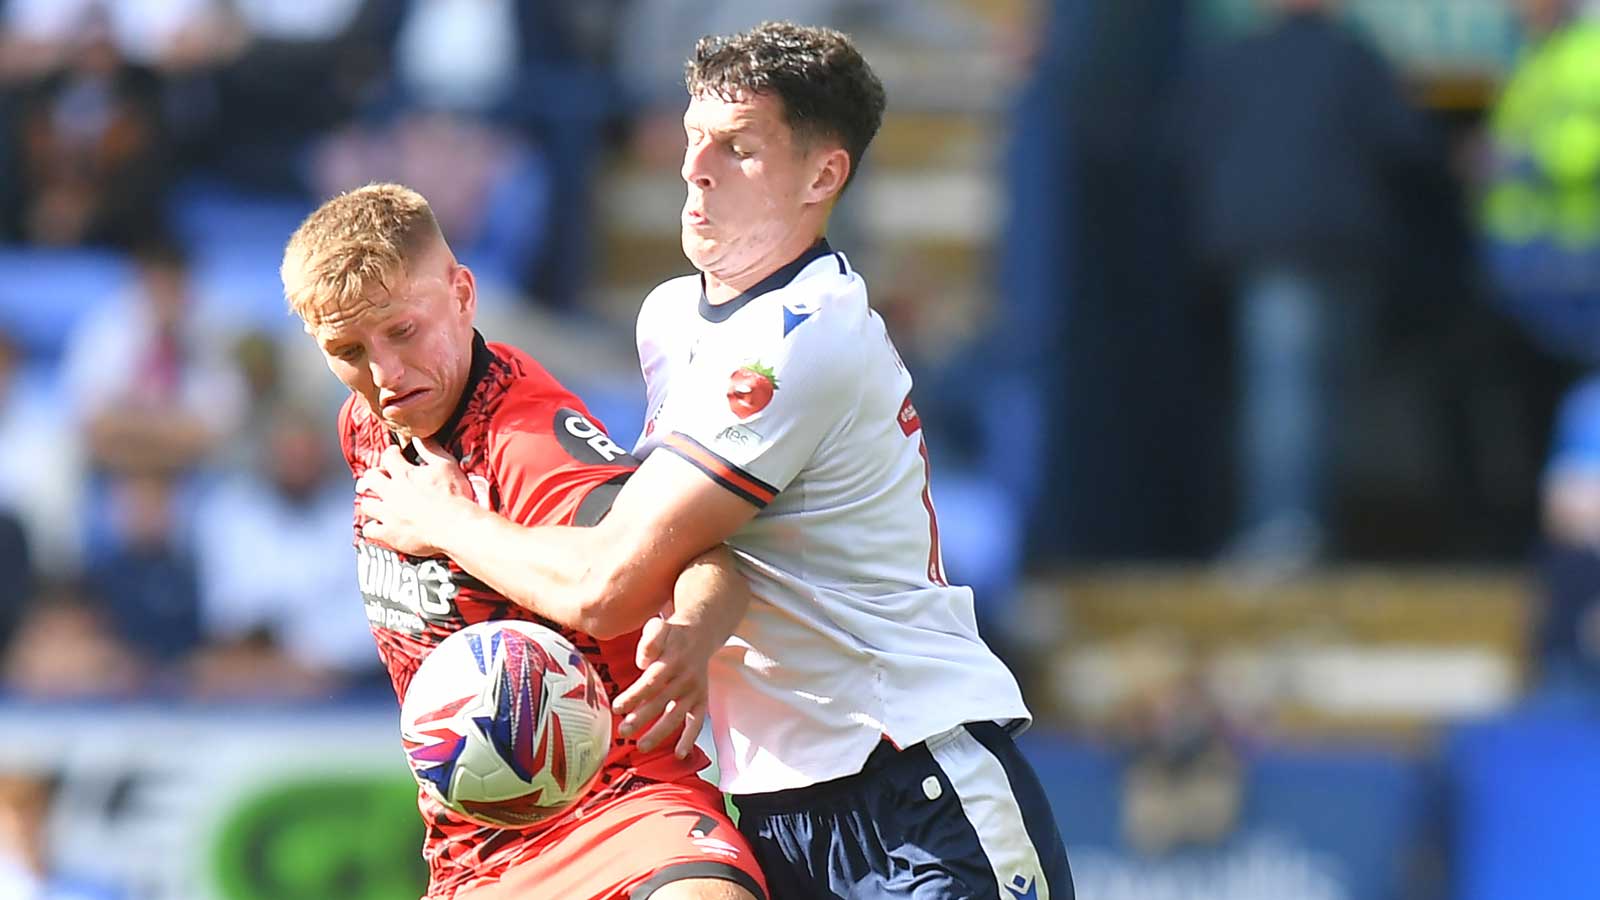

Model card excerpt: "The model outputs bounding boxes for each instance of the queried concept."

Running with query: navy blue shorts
[733,721,1074,900]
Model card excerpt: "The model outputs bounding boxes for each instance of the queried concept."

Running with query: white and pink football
[400,620,611,828]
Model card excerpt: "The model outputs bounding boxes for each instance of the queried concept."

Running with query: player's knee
[645,876,760,900]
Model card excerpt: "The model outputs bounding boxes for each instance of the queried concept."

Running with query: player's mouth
[683,208,709,227]
[381,388,428,412]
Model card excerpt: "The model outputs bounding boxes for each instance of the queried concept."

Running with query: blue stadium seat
[1017,731,1436,900]
[0,248,133,361]
[169,181,313,334]
[1447,714,1600,900]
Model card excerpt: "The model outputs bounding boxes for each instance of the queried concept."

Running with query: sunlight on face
[308,255,477,439]
[679,91,827,285]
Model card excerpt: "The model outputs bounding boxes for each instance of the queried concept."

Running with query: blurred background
[0,0,1596,897]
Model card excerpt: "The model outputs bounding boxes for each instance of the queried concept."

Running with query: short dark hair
[686,21,886,191]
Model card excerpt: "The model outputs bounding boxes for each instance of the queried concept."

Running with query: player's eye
[391,322,416,340]
[334,346,362,362]
[731,145,753,160]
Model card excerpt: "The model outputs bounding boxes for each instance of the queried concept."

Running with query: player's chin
[680,233,721,267]
[382,406,439,438]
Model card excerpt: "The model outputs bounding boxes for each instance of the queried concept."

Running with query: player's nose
[681,142,715,189]
[368,346,406,389]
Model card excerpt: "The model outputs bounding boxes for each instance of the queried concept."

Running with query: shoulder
[640,273,701,320]
[336,394,380,472]
[637,272,702,342]
[754,258,875,360]
[479,342,634,465]
[477,343,572,441]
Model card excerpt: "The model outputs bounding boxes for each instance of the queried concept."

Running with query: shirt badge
[727,362,779,419]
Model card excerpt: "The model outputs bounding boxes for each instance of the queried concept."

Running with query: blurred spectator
[1016,0,1212,560]
[60,238,246,477]
[0,510,32,662]
[1,5,170,247]
[85,473,202,667]
[497,1,627,306]
[312,112,548,297]
[176,0,398,192]
[190,405,379,697]
[1535,374,1600,706]
[1479,0,1600,363]
[1119,676,1244,856]
[0,772,119,900]
[0,327,75,577]
[0,0,233,76]
[311,0,567,298]
[2,581,143,700]
[1177,0,1439,573]
[1487,0,1600,709]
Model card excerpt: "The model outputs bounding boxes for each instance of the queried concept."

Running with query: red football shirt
[340,333,707,896]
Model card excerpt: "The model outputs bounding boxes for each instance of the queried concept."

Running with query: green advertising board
[210,775,428,900]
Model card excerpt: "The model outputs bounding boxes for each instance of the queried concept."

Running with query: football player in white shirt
[359,21,1073,900]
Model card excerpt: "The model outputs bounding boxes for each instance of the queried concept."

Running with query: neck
[704,223,827,303]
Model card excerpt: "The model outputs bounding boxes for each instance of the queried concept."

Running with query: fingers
[634,700,689,754]
[378,444,409,474]
[634,616,668,671]
[672,706,705,759]
[411,437,455,466]
[613,662,674,723]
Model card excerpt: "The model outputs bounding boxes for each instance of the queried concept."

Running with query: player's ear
[452,262,477,319]
[805,146,850,205]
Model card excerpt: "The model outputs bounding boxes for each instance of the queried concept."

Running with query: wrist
[434,494,489,557]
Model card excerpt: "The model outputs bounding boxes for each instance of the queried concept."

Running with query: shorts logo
[666,810,743,860]
[1005,875,1037,900]
[727,362,779,419]
[692,836,743,860]
[555,409,638,465]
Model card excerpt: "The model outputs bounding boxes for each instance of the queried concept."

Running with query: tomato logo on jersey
[727,362,779,419]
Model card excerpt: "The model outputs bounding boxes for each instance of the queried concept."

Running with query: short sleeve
[659,306,858,508]
[490,399,639,528]
[336,395,361,476]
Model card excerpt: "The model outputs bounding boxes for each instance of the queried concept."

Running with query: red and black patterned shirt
[339,332,706,896]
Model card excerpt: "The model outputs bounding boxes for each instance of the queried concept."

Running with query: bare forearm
[667,547,751,648]
[429,497,680,640]
[430,498,606,632]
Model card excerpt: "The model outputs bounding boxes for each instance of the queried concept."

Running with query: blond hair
[281,183,446,327]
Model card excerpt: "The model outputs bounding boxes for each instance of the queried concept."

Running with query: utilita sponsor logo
[357,542,458,632]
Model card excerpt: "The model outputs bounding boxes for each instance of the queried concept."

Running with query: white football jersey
[634,241,1031,794]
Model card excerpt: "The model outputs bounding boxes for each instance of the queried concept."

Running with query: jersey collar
[698,238,835,323]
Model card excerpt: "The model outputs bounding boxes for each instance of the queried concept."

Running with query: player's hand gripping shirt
[634,241,1031,795]
[340,334,705,897]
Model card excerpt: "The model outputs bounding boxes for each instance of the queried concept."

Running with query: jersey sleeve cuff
[663,433,778,508]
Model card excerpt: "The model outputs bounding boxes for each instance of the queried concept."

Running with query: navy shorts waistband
[731,738,919,813]
[732,722,1016,814]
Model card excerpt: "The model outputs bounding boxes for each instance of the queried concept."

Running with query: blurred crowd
[0,0,1599,896]
[0,0,998,706]
[1000,0,1600,703]
[0,0,1594,739]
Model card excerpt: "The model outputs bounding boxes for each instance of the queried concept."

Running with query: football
[399,620,612,828]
